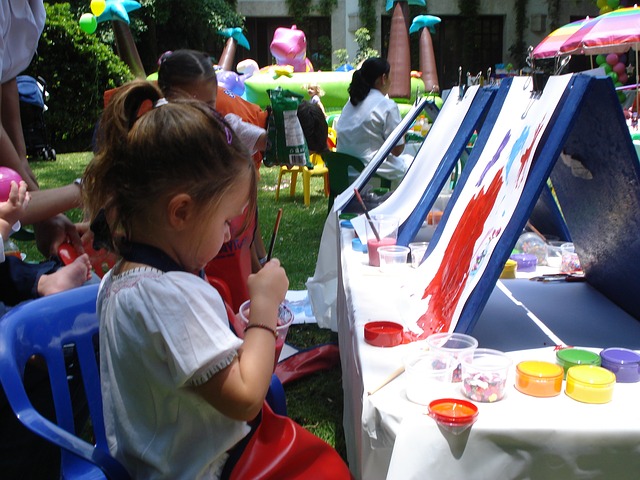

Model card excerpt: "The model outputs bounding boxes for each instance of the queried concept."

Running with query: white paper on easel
[402,75,573,337]
[309,90,480,331]
[351,86,480,241]
[332,98,427,213]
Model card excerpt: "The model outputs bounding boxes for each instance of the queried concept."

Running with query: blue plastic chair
[0,283,287,479]
[0,284,131,479]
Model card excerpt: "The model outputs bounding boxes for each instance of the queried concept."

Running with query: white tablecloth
[337,220,640,480]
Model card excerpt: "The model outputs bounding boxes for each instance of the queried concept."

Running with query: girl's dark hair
[348,57,390,106]
[297,101,328,153]
[83,79,256,253]
[157,49,217,99]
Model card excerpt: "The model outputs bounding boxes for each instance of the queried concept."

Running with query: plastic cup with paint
[560,242,581,274]
[404,350,454,405]
[237,300,294,370]
[366,215,399,267]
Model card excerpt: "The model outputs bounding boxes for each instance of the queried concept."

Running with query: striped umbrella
[531,18,590,59]
[559,6,640,56]
[559,6,640,100]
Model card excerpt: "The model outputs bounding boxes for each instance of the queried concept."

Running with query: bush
[24,3,132,153]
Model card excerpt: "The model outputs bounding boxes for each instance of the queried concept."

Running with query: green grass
[18,153,347,460]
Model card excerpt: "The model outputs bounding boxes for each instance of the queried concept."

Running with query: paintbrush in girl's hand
[267,208,283,261]
[353,188,380,240]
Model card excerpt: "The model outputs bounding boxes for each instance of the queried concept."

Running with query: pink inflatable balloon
[606,53,619,66]
[270,25,313,72]
[618,72,629,84]
[0,167,22,202]
[613,62,626,75]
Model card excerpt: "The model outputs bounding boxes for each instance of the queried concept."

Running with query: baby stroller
[17,75,56,161]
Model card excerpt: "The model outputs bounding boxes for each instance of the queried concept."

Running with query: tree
[26,3,132,152]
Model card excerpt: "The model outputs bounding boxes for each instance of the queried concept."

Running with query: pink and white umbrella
[531,18,590,59]
[559,6,640,56]
[559,6,640,99]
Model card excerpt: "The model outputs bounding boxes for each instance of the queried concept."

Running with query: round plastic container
[377,245,410,273]
[600,348,640,383]
[428,398,478,435]
[461,348,512,403]
[500,259,517,279]
[509,253,538,272]
[404,351,454,405]
[426,333,478,383]
[565,365,615,404]
[515,361,563,397]
[237,300,294,369]
[556,348,601,379]
[364,321,404,347]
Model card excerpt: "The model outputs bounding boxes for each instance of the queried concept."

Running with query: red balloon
[606,53,619,66]
[618,72,629,84]
[613,62,626,75]
[0,167,22,202]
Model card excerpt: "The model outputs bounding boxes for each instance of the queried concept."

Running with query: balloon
[603,63,613,74]
[618,91,627,103]
[596,54,607,66]
[618,72,629,84]
[237,59,259,77]
[608,71,619,83]
[79,13,97,34]
[0,167,22,202]
[597,0,608,7]
[606,53,619,66]
[600,6,612,14]
[613,62,626,74]
[607,0,620,9]
[216,70,245,96]
[90,0,106,16]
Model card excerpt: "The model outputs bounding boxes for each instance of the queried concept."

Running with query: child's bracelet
[244,323,277,339]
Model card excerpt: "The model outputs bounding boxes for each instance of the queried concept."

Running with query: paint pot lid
[428,398,479,426]
[601,348,640,365]
[364,321,404,347]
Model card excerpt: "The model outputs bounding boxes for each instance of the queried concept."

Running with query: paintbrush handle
[367,366,405,396]
[353,188,380,241]
[267,208,283,261]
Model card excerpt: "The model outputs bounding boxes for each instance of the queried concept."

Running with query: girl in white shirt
[336,57,412,181]
[83,80,289,479]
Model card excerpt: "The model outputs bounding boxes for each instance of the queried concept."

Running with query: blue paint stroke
[505,125,530,180]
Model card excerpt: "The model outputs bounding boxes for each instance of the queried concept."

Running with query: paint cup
[366,215,399,267]
[560,242,581,274]
[378,245,410,273]
[409,241,429,268]
[237,300,294,370]
[426,333,478,383]
[404,350,454,405]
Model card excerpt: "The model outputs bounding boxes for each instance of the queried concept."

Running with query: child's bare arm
[193,259,289,420]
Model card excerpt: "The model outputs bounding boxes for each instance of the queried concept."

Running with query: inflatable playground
[211,21,445,117]
[79,0,443,118]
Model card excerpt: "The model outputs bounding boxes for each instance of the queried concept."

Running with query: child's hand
[247,258,289,315]
[0,181,30,238]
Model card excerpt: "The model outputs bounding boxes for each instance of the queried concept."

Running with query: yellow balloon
[90,0,106,17]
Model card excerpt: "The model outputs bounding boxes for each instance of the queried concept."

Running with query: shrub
[24,3,132,153]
